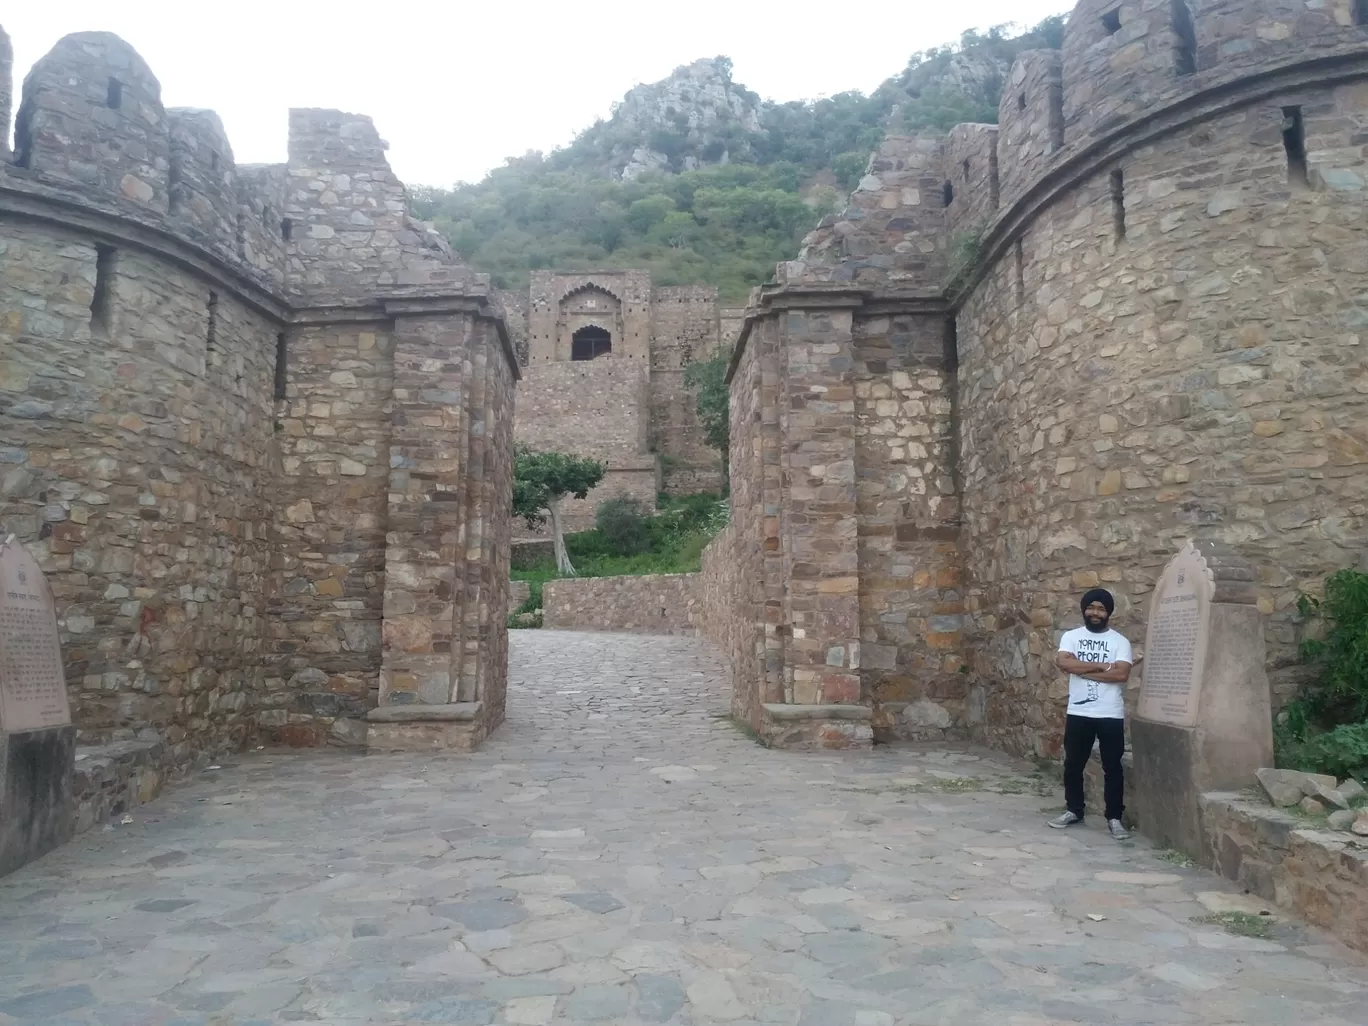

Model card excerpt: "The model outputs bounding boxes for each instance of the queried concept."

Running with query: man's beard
[1085,615,1110,634]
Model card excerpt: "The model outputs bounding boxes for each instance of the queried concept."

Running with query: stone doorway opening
[571,325,612,360]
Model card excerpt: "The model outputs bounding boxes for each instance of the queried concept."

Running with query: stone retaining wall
[1201,792,1368,955]
[72,740,169,835]
[1079,751,1368,956]
[543,573,701,634]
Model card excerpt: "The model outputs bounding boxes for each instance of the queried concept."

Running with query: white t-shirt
[1058,626,1133,720]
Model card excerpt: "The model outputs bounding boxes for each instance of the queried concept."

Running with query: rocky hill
[579,57,765,179]
[410,15,1067,301]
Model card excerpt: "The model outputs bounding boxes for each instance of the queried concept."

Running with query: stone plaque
[0,538,71,732]
[1138,541,1214,728]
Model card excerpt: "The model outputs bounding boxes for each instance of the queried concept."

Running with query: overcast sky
[4,1,1070,188]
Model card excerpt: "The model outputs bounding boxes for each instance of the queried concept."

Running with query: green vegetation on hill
[412,163,814,304]
[410,17,1066,302]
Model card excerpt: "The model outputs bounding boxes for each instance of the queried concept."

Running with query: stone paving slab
[1,631,1366,1025]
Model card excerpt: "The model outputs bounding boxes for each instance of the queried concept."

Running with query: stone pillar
[759,301,871,749]
[368,308,481,751]
[1130,540,1273,858]
[458,333,490,704]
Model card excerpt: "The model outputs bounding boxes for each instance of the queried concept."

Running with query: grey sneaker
[1048,811,1082,829]
[1108,819,1131,840]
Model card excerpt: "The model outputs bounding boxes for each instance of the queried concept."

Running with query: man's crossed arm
[1055,651,1132,683]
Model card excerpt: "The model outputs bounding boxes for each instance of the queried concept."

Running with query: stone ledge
[1200,791,1368,955]
[366,719,489,753]
[366,702,483,723]
[72,738,168,835]
[763,703,871,722]
[757,704,874,751]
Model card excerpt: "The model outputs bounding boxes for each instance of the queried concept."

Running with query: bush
[510,492,730,600]
[595,495,651,555]
[1278,721,1368,783]
[1276,568,1368,780]
[1298,568,1368,723]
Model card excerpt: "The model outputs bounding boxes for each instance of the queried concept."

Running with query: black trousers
[1063,714,1125,821]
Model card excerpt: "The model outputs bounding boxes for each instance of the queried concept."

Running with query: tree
[684,346,733,489]
[512,447,605,575]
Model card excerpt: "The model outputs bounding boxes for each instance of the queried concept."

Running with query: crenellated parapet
[167,108,238,264]
[14,33,171,211]
[284,109,482,304]
[997,49,1063,211]
[779,0,1368,300]
[785,133,949,290]
[0,29,495,316]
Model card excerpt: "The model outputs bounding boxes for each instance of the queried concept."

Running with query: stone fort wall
[0,29,517,770]
[703,0,1368,756]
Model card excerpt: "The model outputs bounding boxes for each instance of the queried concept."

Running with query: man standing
[1048,588,1133,839]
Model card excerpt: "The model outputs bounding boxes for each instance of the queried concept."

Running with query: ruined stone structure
[505,270,730,532]
[0,27,518,794]
[702,0,1368,753]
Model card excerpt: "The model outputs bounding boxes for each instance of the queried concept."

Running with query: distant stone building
[504,270,736,533]
[0,25,518,805]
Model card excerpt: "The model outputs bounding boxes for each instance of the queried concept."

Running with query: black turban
[1081,588,1115,615]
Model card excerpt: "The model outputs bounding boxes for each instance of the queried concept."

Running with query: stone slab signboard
[1131,540,1273,861]
[0,537,71,732]
[1137,541,1213,728]
[0,536,76,877]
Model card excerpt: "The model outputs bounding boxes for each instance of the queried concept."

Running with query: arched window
[572,326,612,361]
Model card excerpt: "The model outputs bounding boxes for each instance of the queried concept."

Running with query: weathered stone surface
[902,698,953,729]
[1334,777,1363,802]
[702,6,1368,762]
[543,574,701,634]
[1256,768,1336,807]
[1202,791,1368,954]
[0,23,517,869]
[0,631,1366,1019]
[1306,779,1353,810]
[1327,809,1357,831]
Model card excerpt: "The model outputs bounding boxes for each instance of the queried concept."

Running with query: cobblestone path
[2,630,1366,1025]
